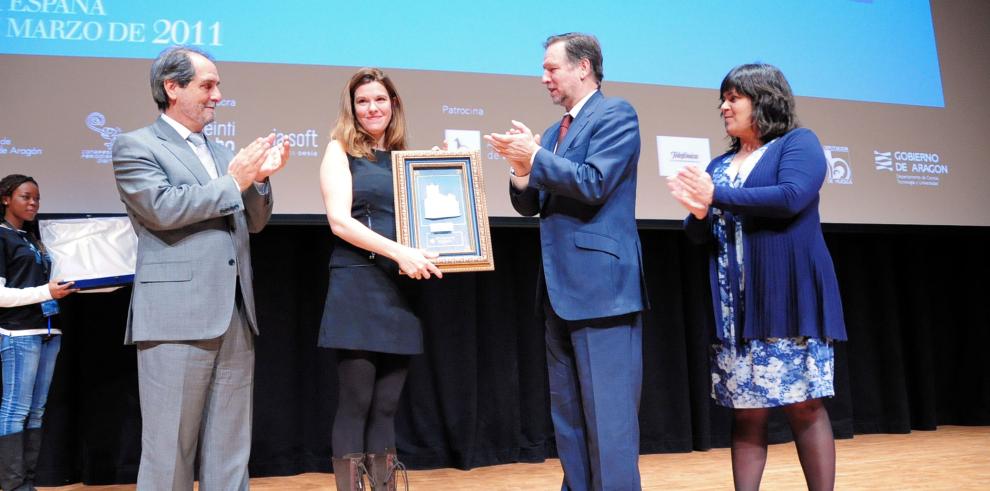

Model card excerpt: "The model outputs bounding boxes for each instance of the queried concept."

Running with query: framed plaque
[392,150,494,273]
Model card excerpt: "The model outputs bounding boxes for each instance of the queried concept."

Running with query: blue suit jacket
[511,91,647,321]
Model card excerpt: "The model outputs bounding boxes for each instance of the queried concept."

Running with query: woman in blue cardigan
[668,64,847,491]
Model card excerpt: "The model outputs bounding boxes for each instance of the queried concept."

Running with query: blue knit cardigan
[684,127,847,341]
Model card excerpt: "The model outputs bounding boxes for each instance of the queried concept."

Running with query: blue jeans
[0,334,61,436]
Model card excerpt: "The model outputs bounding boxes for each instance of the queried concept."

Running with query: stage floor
[48,425,989,490]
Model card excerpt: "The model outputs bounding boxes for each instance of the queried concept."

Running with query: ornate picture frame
[391,150,494,273]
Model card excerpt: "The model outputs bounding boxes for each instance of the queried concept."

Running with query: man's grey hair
[544,32,603,88]
[150,45,214,112]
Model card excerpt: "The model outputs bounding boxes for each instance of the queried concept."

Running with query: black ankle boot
[365,448,407,491]
[331,453,368,491]
[0,432,27,491]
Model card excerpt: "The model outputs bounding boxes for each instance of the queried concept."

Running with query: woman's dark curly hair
[719,63,798,152]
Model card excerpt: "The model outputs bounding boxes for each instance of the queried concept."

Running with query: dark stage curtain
[23,224,990,485]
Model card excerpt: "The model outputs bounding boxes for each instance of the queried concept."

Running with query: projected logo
[873,149,948,187]
[271,127,320,158]
[81,112,120,164]
[444,129,481,151]
[656,136,711,176]
[823,146,852,185]
[873,151,893,171]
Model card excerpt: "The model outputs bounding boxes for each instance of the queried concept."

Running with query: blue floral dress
[709,145,835,409]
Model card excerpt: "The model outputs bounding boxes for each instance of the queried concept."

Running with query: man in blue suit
[485,33,648,490]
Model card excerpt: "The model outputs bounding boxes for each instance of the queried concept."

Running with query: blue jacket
[684,128,847,341]
[511,91,648,321]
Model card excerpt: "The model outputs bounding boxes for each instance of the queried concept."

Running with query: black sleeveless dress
[318,150,423,354]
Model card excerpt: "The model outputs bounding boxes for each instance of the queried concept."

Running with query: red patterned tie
[558,114,573,143]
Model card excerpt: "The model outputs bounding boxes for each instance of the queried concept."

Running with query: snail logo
[823,145,852,185]
[86,112,121,150]
[81,112,121,164]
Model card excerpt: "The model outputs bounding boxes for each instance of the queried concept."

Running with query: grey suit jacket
[112,117,273,344]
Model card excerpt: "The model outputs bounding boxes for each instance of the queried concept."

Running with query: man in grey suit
[112,45,288,490]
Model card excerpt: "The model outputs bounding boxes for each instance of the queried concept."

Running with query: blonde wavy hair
[330,67,407,159]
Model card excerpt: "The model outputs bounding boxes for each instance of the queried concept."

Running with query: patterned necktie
[558,114,573,143]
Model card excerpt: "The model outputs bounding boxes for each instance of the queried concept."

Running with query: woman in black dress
[319,68,441,491]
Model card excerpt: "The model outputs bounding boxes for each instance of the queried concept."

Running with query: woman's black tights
[731,398,835,491]
[332,350,410,457]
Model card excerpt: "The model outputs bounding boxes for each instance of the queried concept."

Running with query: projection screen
[2,0,987,225]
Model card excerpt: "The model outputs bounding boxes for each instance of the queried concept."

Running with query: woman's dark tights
[731,398,835,491]
[332,350,410,458]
